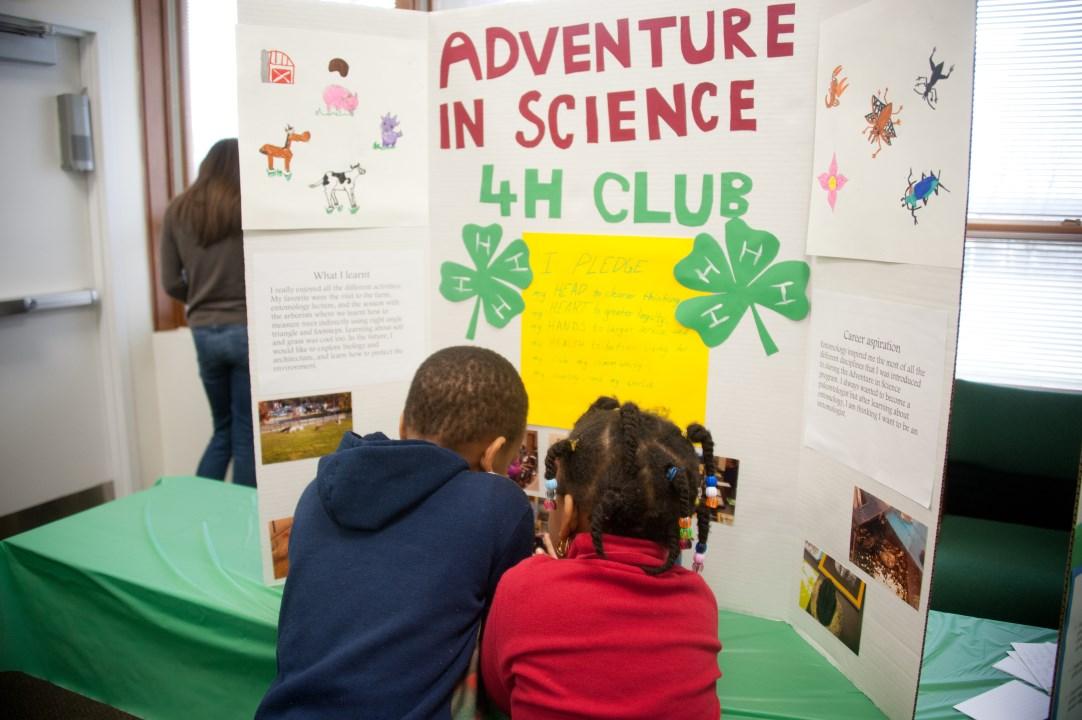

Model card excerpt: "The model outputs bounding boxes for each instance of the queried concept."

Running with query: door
[0,26,113,522]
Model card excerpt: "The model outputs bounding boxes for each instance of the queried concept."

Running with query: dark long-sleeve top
[159,207,246,327]
[256,431,535,720]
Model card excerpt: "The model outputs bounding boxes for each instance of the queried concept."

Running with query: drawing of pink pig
[321,84,358,115]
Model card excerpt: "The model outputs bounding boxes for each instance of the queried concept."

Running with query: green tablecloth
[0,477,888,719]
[0,477,281,719]
[916,610,1058,718]
[716,609,884,719]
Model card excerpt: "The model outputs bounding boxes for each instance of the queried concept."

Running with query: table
[717,610,884,719]
[0,477,280,720]
[1,476,895,719]
[916,611,1058,719]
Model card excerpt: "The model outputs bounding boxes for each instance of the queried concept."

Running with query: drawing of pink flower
[817,153,848,211]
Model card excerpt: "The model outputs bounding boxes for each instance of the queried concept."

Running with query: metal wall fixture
[0,289,100,318]
[58,93,95,172]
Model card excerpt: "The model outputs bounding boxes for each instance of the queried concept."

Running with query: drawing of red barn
[261,49,295,84]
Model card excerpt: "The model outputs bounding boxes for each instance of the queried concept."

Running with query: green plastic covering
[916,610,1058,719]
[0,477,281,720]
[1050,523,1082,719]
[716,611,884,719]
[1,476,884,719]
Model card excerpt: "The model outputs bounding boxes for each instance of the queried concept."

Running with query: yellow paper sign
[522,232,708,431]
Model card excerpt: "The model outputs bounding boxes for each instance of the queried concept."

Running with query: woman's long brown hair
[169,138,241,247]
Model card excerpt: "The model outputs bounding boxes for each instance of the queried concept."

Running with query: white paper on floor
[954,680,1051,720]
[994,652,1043,689]
[1011,642,1057,693]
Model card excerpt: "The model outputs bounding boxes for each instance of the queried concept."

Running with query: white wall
[152,328,213,477]
[0,0,163,494]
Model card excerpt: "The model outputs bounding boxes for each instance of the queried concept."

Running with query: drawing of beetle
[862,88,902,159]
[901,168,950,225]
[913,47,954,109]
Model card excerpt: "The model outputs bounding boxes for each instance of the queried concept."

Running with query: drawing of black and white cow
[309,163,366,214]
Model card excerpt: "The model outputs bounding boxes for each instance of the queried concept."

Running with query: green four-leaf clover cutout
[440,223,533,341]
[674,218,810,355]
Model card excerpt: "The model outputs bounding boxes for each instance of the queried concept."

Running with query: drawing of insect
[825,65,849,108]
[900,168,950,225]
[913,47,954,109]
[862,88,902,159]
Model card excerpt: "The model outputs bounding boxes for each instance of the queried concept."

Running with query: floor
[0,672,138,720]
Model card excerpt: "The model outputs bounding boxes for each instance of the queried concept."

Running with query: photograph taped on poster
[799,541,865,655]
[269,516,294,580]
[819,552,866,611]
[509,430,539,493]
[702,456,740,526]
[850,486,928,610]
[530,496,552,538]
[541,431,569,502]
[258,392,352,466]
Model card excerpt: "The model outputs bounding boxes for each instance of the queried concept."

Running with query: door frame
[78,25,140,500]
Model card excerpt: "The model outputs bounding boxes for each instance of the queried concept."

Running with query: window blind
[956,1,1082,391]
[957,236,1082,391]
[968,0,1082,220]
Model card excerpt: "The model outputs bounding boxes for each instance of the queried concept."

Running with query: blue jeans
[191,324,256,487]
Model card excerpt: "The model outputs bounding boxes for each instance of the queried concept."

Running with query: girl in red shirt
[481,397,723,720]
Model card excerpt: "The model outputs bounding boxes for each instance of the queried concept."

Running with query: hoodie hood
[316,431,469,531]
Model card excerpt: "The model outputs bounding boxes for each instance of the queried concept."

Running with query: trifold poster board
[1054,499,1082,719]
[238,1,975,717]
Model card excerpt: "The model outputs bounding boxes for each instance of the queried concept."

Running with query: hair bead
[687,424,717,575]
[543,474,559,513]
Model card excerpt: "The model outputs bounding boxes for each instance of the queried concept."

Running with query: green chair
[930,379,1082,628]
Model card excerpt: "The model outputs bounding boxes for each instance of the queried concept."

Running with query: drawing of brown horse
[259,125,311,177]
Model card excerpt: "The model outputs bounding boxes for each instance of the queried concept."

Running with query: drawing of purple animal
[309,163,366,214]
[380,113,402,148]
[321,84,358,115]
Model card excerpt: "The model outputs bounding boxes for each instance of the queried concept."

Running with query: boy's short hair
[403,346,527,448]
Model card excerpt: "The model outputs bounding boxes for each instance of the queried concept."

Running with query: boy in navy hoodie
[257,346,534,720]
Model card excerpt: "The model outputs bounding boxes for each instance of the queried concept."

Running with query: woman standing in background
[160,138,255,487]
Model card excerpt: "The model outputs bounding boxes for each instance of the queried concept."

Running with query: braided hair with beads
[543,397,717,574]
